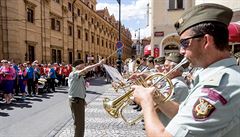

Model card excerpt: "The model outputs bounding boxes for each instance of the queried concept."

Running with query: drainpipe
[41,0,43,63]
[0,0,3,58]
[72,0,77,62]
[25,3,28,61]
[5,0,9,59]
[43,0,47,63]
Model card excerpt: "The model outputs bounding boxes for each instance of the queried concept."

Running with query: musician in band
[131,3,240,137]
[68,59,105,137]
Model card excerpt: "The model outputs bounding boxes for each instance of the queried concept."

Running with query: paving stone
[56,82,146,137]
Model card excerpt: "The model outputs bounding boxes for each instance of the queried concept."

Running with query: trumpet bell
[103,98,120,118]
[103,89,133,118]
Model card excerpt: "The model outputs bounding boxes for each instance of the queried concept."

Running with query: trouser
[48,78,55,92]
[69,97,85,137]
[27,79,35,95]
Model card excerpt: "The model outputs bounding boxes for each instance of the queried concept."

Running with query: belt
[69,97,84,103]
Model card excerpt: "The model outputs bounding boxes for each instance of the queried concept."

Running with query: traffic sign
[116,41,123,49]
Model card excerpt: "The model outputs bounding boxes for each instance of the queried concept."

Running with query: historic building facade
[149,0,240,57]
[0,0,133,64]
[149,0,194,57]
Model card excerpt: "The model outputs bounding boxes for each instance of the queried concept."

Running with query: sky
[96,0,150,40]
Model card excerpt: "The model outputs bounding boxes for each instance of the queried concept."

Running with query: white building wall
[150,0,194,57]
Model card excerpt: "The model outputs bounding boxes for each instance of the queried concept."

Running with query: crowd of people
[0,60,72,104]
[0,59,107,104]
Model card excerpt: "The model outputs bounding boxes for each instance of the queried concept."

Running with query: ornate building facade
[0,0,133,64]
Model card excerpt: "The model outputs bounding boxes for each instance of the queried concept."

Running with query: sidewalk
[56,83,146,137]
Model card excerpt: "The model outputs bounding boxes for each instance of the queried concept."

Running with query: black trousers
[27,79,35,95]
[69,97,85,137]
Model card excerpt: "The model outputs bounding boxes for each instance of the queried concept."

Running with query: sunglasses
[180,34,205,49]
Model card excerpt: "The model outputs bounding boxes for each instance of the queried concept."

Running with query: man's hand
[131,85,155,106]
[129,72,147,80]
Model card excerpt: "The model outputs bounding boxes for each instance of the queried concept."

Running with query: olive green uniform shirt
[166,58,240,137]
[68,71,86,99]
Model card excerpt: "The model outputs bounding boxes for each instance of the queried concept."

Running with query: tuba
[103,57,188,125]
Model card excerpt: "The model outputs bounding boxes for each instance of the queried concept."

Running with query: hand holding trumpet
[131,85,156,107]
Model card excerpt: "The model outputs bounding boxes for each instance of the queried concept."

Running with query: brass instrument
[112,57,145,92]
[103,57,188,125]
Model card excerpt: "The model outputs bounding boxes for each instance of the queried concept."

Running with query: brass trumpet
[103,57,188,125]
[112,58,147,92]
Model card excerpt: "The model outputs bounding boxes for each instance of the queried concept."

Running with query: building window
[27,8,34,23]
[68,26,72,36]
[85,32,88,41]
[91,18,94,24]
[52,49,57,63]
[92,35,94,43]
[78,29,81,39]
[91,5,94,10]
[57,50,62,63]
[77,9,81,16]
[97,37,99,45]
[68,2,72,11]
[85,14,88,20]
[51,18,55,30]
[106,41,108,48]
[56,20,61,31]
[102,39,104,47]
[169,0,183,10]
[51,18,61,31]
[28,45,35,62]
[78,53,81,59]
[68,52,72,64]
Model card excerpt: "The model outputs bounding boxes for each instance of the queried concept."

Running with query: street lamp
[116,0,122,73]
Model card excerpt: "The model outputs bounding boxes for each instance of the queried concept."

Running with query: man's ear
[204,34,215,49]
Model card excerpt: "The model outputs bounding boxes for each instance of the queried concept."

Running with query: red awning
[228,22,240,43]
[144,45,151,56]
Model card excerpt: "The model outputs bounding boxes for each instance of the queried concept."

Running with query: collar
[196,57,237,86]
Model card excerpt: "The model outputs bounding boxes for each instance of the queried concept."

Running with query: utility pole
[116,0,122,73]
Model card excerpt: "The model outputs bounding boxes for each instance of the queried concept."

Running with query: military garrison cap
[174,3,233,35]
[72,59,84,67]
[154,57,165,64]
[166,52,184,64]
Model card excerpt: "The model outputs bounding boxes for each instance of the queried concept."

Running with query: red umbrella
[228,22,240,43]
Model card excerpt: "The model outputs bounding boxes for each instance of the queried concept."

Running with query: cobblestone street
[57,84,146,137]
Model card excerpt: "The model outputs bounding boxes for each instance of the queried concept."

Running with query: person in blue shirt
[26,62,36,96]
[48,63,57,92]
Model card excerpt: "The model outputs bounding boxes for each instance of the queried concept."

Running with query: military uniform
[157,52,189,126]
[166,58,240,137]
[164,3,240,137]
[158,76,189,126]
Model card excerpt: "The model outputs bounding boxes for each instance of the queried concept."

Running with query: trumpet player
[156,52,189,126]
[132,3,240,137]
